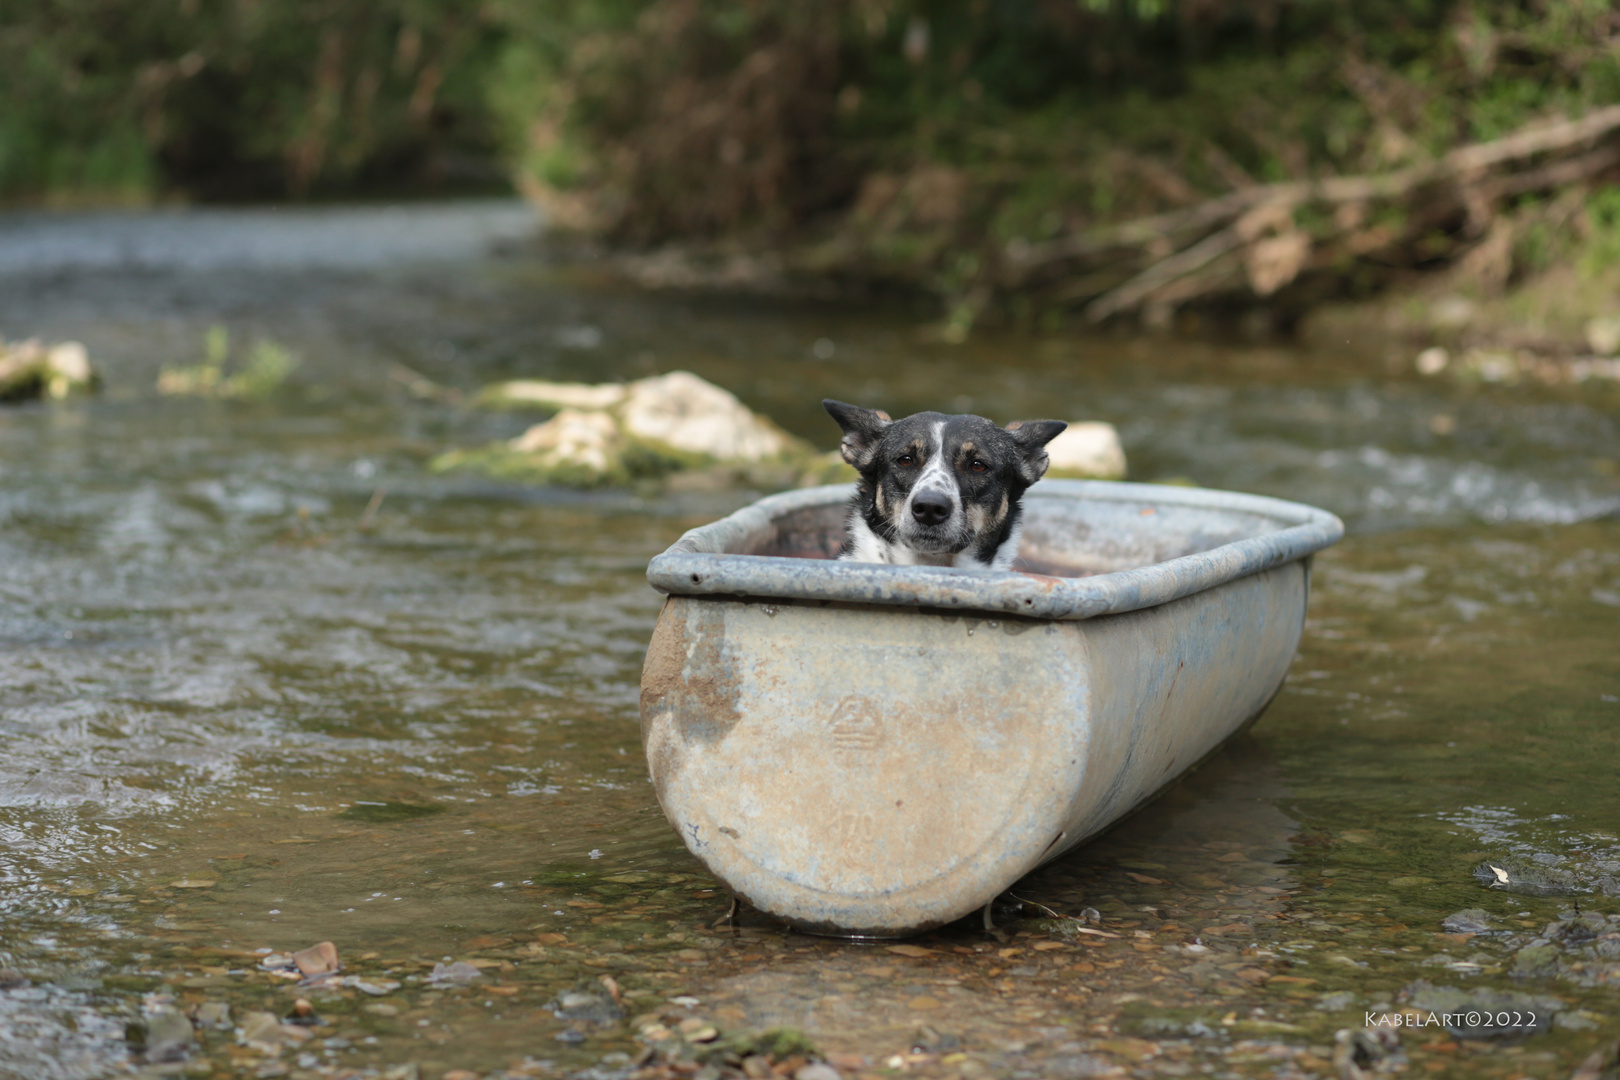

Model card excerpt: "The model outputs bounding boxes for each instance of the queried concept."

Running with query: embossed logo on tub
[829,697,882,761]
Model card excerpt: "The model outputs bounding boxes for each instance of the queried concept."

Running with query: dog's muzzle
[899,486,965,552]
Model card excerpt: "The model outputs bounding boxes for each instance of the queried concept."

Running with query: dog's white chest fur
[842,514,1023,571]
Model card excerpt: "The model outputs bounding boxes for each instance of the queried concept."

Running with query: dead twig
[1013,104,1620,318]
[1043,104,1620,318]
[1084,226,1245,322]
[357,485,388,531]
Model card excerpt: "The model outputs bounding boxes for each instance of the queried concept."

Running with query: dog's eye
[969,459,988,473]
[896,454,915,467]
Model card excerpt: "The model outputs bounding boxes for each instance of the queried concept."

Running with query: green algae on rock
[0,338,96,402]
[438,370,849,489]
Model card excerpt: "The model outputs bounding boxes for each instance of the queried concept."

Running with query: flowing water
[1,201,1618,1080]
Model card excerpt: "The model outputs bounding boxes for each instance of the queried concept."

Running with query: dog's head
[824,399,1066,559]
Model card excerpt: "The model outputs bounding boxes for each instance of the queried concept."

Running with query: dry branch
[1016,104,1620,319]
[1083,227,1244,321]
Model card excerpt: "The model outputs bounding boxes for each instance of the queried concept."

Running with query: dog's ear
[823,399,892,469]
[1006,419,1067,484]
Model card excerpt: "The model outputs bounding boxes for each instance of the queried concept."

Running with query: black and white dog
[824,399,1066,571]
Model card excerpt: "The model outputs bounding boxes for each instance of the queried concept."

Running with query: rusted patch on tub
[641,599,743,748]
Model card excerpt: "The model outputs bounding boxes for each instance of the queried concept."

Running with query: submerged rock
[429,960,483,985]
[1399,980,1560,1039]
[0,338,96,402]
[1441,909,1494,934]
[1474,854,1619,897]
[549,977,622,1024]
[142,1004,195,1063]
[441,370,845,489]
[191,1001,232,1031]
[1332,1027,1405,1079]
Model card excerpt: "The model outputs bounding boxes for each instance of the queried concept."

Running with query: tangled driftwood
[1004,105,1620,321]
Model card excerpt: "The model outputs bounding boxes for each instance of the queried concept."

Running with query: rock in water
[1042,421,1127,480]
[143,1004,195,1062]
[548,978,623,1024]
[428,960,483,985]
[1473,855,1591,896]
[291,940,340,978]
[1441,909,1493,934]
[440,370,835,489]
[616,371,797,462]
[0,339,96,402]
[192,1001,232,1030]
[480,380,630,411]
[508,407,623,480]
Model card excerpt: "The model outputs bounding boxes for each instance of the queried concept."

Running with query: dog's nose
[911,491,952,526]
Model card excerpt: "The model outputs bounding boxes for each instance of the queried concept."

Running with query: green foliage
[0,0,507,202]
[1579,187,1620,281]
[157,326,299,399]
[476,0,1620,283]
[8,0,1617,335]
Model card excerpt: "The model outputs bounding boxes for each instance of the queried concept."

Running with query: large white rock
[0,337,96,400]
[497,370,797,468]
[617,371,795,463]
[509,407,620,474]
[1044,421,1127,480]
[483,379,628,410]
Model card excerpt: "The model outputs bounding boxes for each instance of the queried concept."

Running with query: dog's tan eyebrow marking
[959,440,976,455]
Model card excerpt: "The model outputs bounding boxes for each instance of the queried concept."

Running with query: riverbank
[500,2,1620,351]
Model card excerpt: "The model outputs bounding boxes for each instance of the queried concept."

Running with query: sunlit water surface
[1,202,1618,1079]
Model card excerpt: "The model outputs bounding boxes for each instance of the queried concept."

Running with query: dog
[823,399,1066,571]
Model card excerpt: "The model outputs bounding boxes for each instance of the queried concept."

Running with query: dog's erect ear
[1006,419,1067,485]
[823,399,892,469]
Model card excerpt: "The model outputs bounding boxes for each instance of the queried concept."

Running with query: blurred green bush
[483,0,1620,246]
[6,0,1617,330]
[0,0,505,202]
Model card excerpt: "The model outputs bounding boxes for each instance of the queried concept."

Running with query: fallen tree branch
[1011,103,1620,283]
[1021,103,1620,319]
[1083,227,1244,322]
[1474,141,1620,201]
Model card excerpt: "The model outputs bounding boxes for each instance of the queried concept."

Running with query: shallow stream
[2,202,1618,1080]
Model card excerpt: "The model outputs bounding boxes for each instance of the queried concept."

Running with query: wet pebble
[191,1000,231,1030]
[142,1003,196,1062]
[285,997,321,1026]
[292,940,341,978]
[1440,909,1493,934]
[550,978,623,1024]
[429,960,483,985]
[1333,1028,1405,1080]
[239,1010,312,1054]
